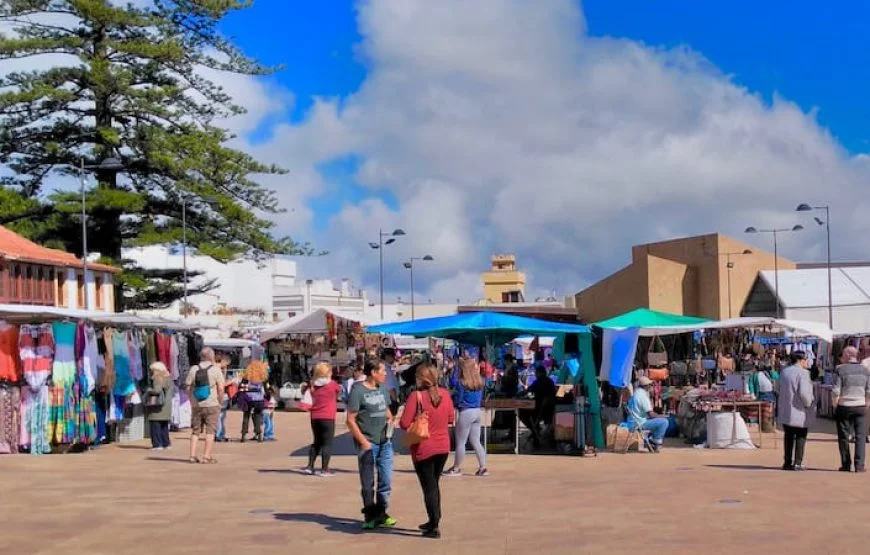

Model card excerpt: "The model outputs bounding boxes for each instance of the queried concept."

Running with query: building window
[95,276,104,310]
[501,291,522,303]
[23,265,33,301]
[76,273,85,309]
[10,265,19,301]
[57,271,67,307]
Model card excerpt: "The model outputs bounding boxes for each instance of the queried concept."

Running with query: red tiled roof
[0,225,119,273]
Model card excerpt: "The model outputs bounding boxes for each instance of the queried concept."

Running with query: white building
[123,245,297,321]
[742,266,870,335]
[272,278,369,319]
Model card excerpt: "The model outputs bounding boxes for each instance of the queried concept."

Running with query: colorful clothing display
[0,318,202,455]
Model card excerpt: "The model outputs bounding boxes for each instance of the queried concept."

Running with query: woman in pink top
[303,362,342,476]
[400,363,454,539]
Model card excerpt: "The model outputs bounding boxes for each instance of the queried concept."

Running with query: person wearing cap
[776,351,814,471]
[626,376,669,453]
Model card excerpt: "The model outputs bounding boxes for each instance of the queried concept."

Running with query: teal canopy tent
[593,308,711,334]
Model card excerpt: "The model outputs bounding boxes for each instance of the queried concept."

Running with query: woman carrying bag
[400,363,454,539]
[145,362,173,450]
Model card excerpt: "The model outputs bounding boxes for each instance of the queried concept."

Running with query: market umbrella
[593,308,711,330]
[367,311,590,346]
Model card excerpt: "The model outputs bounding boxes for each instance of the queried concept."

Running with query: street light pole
[718,249,752,319]
[796,203,833,330]
[369,228,406,320]
[182,198,188,318]
[404,255,433,320]
[79,156,124,311]
[745,225,803,319]
[80,158,89,311]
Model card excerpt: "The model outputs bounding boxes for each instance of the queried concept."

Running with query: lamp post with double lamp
[403,255,434,320]
[717,249,753,319]
[796,203,833,330]
[79,157,124,310]
[744,225,804,318]
[369,229,406,320]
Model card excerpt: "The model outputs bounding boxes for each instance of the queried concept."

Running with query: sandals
[200,456,218,464]
[188,457,199,464]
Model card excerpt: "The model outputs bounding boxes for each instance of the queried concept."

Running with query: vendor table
[483,398,535,455]
[696,400,774,449]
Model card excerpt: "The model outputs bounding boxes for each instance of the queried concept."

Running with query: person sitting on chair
[627,376,669,453]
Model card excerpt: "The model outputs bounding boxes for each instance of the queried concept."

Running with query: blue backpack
[193,364,212,402]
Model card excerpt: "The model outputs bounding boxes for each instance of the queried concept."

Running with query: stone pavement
[2,411,870,555]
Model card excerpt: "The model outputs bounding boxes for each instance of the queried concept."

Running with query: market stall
[368,311,601,454]
[0,304,204,454]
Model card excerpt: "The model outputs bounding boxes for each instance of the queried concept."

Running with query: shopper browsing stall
[444,359,488,477]
[303,362,342,476]
[185,347,224,464]
[832,346,870,472]
[777,351,813,471]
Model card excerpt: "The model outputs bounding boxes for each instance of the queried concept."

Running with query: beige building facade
[482,254,526,303]
[574,233,795,322]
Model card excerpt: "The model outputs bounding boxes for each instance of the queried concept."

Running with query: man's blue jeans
[357,440,393,521]
[641,418,670,444]
[215,407,228,440]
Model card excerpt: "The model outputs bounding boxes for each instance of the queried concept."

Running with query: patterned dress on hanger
[49,322,77,444]
[18,324,53,455]
[0,385,20,454]
[0,322,20,382]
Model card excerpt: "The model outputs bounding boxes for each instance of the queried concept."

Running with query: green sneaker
[362,520,378,530]
[379,514,397,528]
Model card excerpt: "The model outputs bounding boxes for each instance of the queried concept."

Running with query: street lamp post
[369,229,406,320]
[716,249,753,318]
[182,198,188,318]
[403,255,434,320]
[745,225,803,318]
[79,156,124,311]
[796,203,833,330]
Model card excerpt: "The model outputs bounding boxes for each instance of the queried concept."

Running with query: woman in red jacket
[400,363,454,539]
[303,362,342,476]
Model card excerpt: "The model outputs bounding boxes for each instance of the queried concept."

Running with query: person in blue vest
[627,376,669,453]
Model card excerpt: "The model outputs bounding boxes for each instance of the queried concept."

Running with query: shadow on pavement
[258,468,355,475]
[273,513,420,537]
[145,456,194,464]
[706,464,838,473]
[117,445,151,450]
[288,430,411,457]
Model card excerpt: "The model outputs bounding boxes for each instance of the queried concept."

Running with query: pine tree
[0,0,310,310]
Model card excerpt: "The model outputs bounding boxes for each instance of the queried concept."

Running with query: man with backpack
[185,347,225,464]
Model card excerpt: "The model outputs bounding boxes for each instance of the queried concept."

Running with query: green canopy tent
[593,308,711,335]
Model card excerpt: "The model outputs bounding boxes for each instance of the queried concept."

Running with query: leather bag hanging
[647,336,668,368]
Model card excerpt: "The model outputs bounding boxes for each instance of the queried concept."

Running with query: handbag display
[669,361,688,377]
[717,354,734,372]
[647,367,669,381]
[647,336,668,368]
[402,392,430,446]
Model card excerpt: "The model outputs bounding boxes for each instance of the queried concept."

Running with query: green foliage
[0,0,312,309]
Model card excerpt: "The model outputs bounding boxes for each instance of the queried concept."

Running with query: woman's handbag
[648,367,669,381]
[402,392,430,446]
[144,390,165,409]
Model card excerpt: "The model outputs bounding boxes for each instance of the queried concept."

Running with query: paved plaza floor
[3,411,870,554]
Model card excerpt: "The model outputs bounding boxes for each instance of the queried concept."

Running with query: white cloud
[264,0,870,303]
[6,1,870,307]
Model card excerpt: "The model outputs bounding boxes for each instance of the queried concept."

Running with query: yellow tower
[482,254,526,303]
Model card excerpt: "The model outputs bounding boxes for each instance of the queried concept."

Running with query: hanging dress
[113,330,134,397]
[49,321,77,444]
[0,385,20,454]
[18,324,53,455]
[0,322,20,382]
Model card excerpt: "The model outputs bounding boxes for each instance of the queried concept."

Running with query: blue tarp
[367,311,590,346]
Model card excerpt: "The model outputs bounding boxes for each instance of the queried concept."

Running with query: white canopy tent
[259,308,375,342]
[0,304,200,330]
[608,317,833,344]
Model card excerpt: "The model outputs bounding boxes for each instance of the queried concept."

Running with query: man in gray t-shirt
[347,382,390,445]
[346,360,395,529]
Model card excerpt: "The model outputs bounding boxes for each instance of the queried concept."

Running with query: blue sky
[212,1,870,301]
[223,0,870,152]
